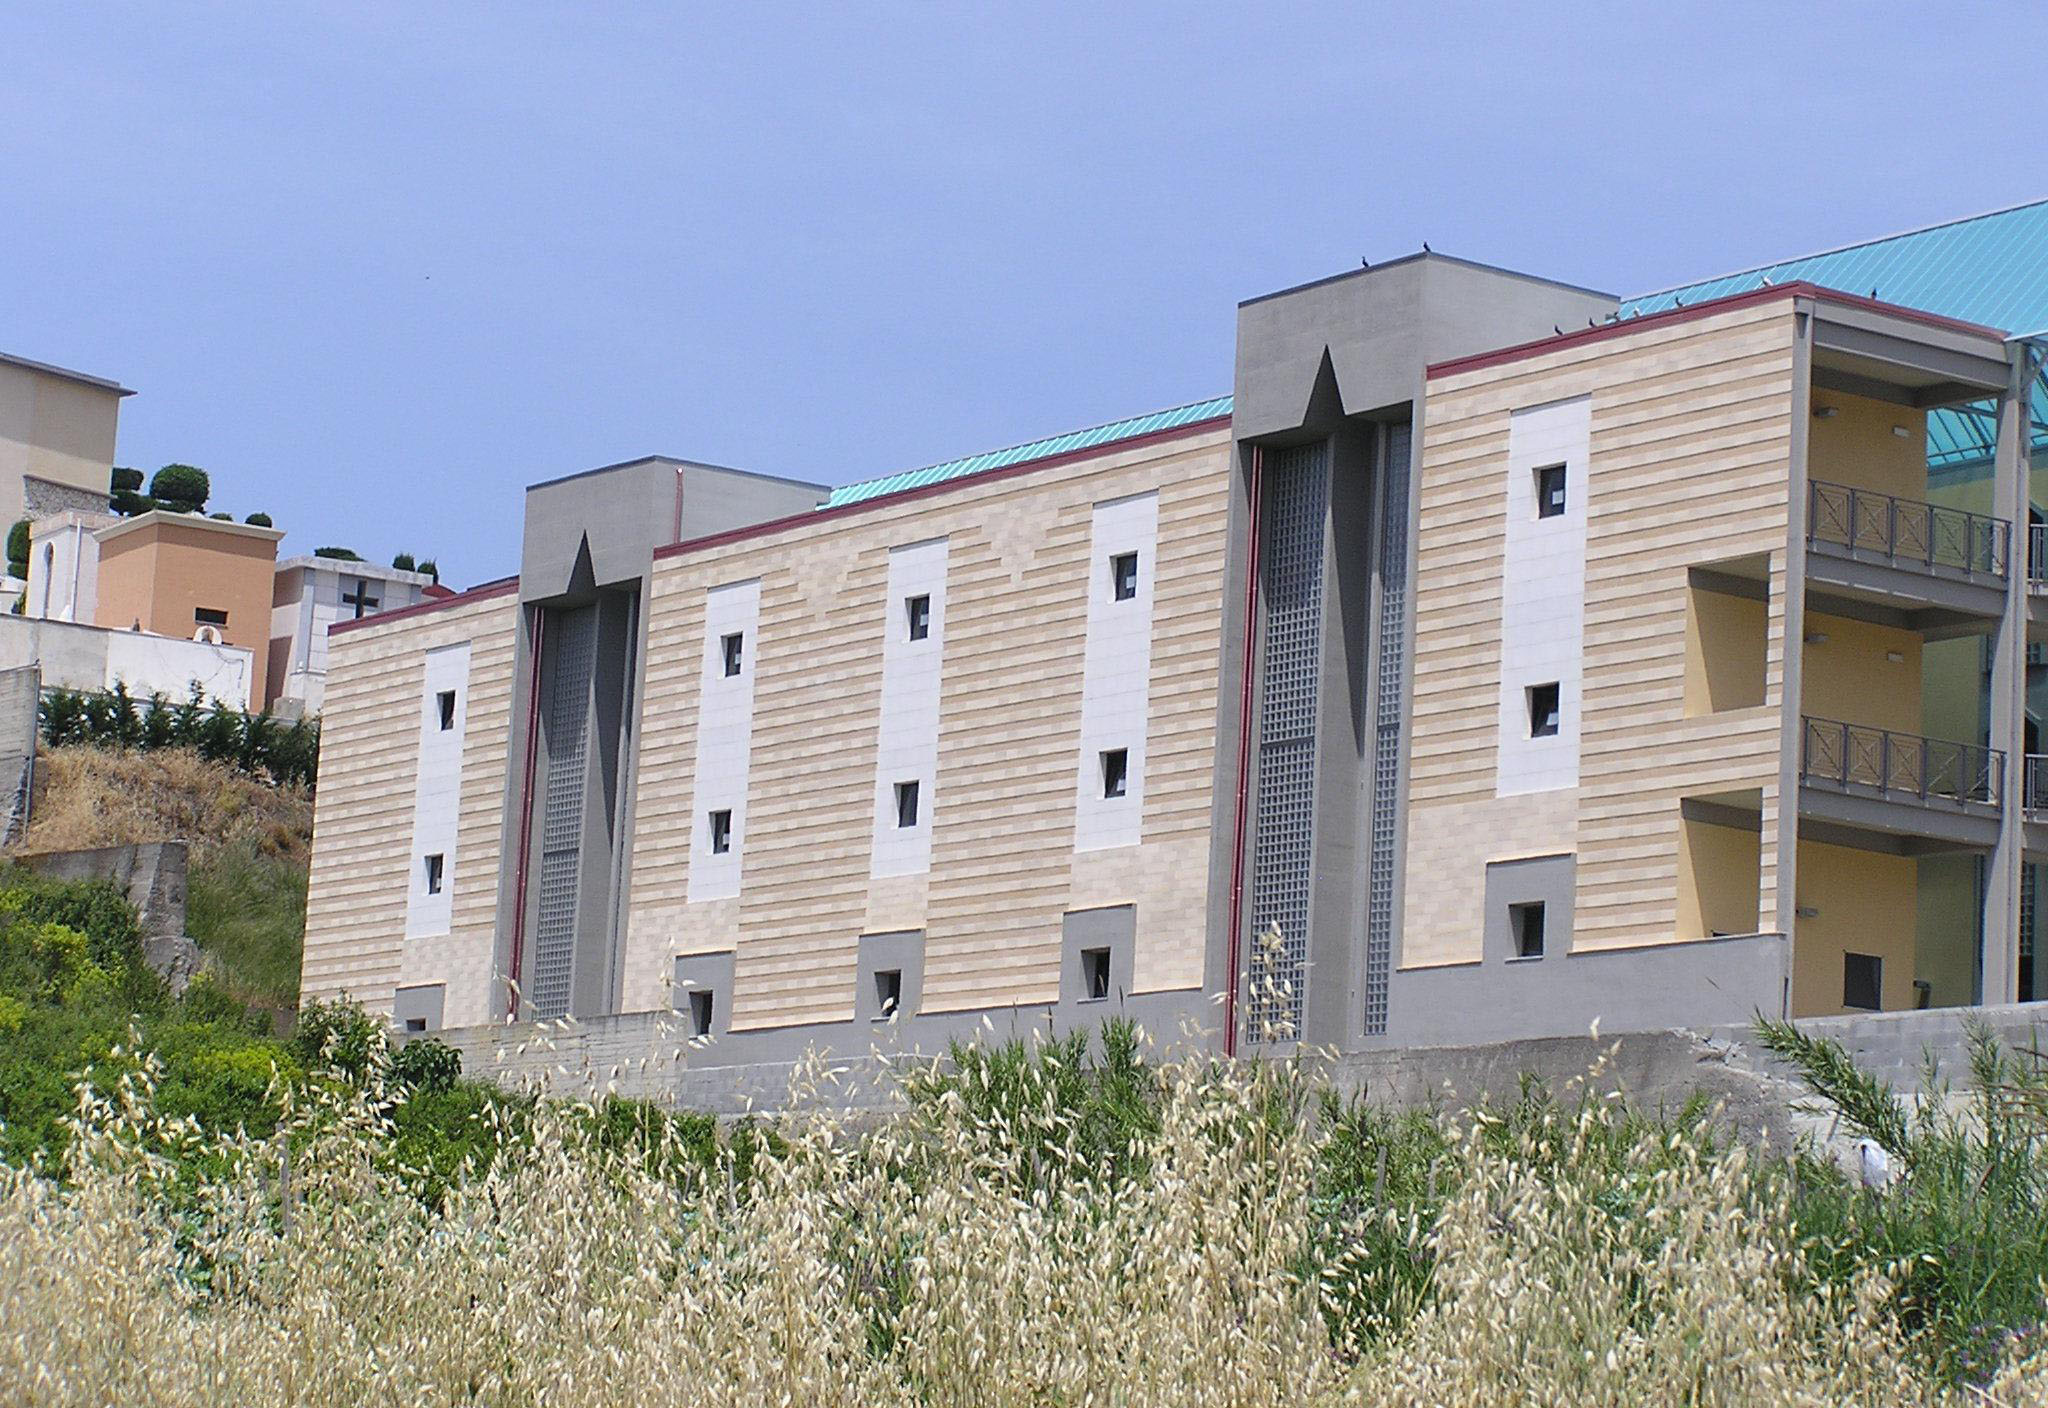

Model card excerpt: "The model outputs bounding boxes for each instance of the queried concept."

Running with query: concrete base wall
[436,987,1218,1117]
[16,839,188,939]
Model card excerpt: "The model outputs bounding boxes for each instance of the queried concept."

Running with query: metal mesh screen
[1247,443,1328,1041]
[1364,423,1413,1036]
[531,605,597,1019]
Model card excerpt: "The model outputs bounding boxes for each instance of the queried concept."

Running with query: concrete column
[1772,310,1814,1015]
[1981,345,2034,1006]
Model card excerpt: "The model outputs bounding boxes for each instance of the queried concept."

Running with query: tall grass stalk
[1,1027,2021,1405]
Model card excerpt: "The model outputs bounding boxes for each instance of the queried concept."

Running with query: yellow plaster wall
[1791,839,1917,1016]
[1675,813,1762,940]
[1684,586,1767,716]
[1799,610,1923,736]
[1807,391,1928,500]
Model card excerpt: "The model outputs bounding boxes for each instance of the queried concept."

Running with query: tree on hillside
[148,464,210,514]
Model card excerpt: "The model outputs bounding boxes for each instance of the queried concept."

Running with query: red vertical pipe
[506,607,545,1019]
[1223,447,1263,1057]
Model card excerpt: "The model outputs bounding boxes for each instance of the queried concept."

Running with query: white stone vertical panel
[404,640,471,937]
[1496,395,1590,796]
[870,538,948,876]
[1073,492,1158,850]
[686,579,762,902]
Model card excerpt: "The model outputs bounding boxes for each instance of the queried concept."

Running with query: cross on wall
[342,578,381,619]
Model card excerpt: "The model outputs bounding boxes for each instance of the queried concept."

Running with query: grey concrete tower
[1210,253,1617,1051]
[494,458,824,1020]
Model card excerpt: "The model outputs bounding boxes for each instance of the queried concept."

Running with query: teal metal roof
[824,394,1232,508]
[821,203,2048,511]
[1621,197,2048,332]
[1624,198,2048,473]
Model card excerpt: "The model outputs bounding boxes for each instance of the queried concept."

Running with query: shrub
[110,466,144,493]
[148,463,210,511]
[312,546,362,561]
[110,488,155,517]
[390,1035,461,1093]
[37,686,319,788]
[5,519,27,578]
[390,551,416,572]
[417,558,439,582]
[243,512,272,527]
[291,997,383,1080]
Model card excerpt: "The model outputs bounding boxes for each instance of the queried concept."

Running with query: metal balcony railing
[2028,754,2048,813]
[1807,479,2009,578]
[2029,522,2048,586]
[1800,716,2002,809]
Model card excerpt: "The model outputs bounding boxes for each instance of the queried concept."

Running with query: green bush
[5,519,27,578]
[391,1035,461,1092]
[110,488,155,517]
[110,466,144,493]
[313,546,362,561]
[38,685,319,788]
[391,551,416,572]
[148,463,210,512]
[417,558,439,583]
[292,997,384,1080]
[244,511,272,527]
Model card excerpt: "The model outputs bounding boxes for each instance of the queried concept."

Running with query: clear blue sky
[5,2,2043,587]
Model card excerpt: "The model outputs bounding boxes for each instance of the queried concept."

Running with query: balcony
[2028,755,2048,815]
[1800,716,2002,812]
[1807,480,2008,581]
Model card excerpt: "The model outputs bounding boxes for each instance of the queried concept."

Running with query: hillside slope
[14,745,312,1013]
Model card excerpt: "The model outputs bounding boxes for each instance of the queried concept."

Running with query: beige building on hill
[299,201,2048,1084]
[0,350,131,532]
[93,511,285,706]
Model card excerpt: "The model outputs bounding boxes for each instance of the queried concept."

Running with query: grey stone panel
[1804,544,2008,620]
[521,460,681,604]
[1060,905,1136,1006]
[0,664,38,844]
[673,950,737,1036]
[22,475,109,519]
[1481,853,1576,963]
[1380,932,1789,1049]
[393,983,446,1033]
[1233,255,1617,444]
[855,930,924,1023]
[1796,786,2002,851]
[677,463,827,541]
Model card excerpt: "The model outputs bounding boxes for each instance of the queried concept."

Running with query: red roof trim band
[1425,281,2009,381]
[651,413,1233,563]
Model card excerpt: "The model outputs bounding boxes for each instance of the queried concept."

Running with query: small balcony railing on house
[1800,716,2002,810]
[2028,755,2048,814]
[2029,523,2048,588]
[1807,480,2009,579]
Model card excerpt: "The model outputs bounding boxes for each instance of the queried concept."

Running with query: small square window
[1111,551,1139,602]
[1101,748,1129,799]
[1509,901,1545,959]
[906,594,931,642]
[1081,946,1111,1001]
[194,606,228,626]
[721,631,744,678]
[1843,952,1882,1011]
[895,780,920,829]
[404,1017,427,1034]
[436,689,457,731]
[1527,682,1561,739]
[874,968,902,1018]
[708,809,732,854]
[687,989,715,1037]
[1535,463,1567,519]
[423,853,444,895]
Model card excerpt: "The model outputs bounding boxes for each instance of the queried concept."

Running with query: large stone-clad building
[301,200,2048,1075]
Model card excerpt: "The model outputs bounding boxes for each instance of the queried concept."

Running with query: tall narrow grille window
[531,606,596,1019]
[1364,423,1412,1036]
[1247,442,1328,1042]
